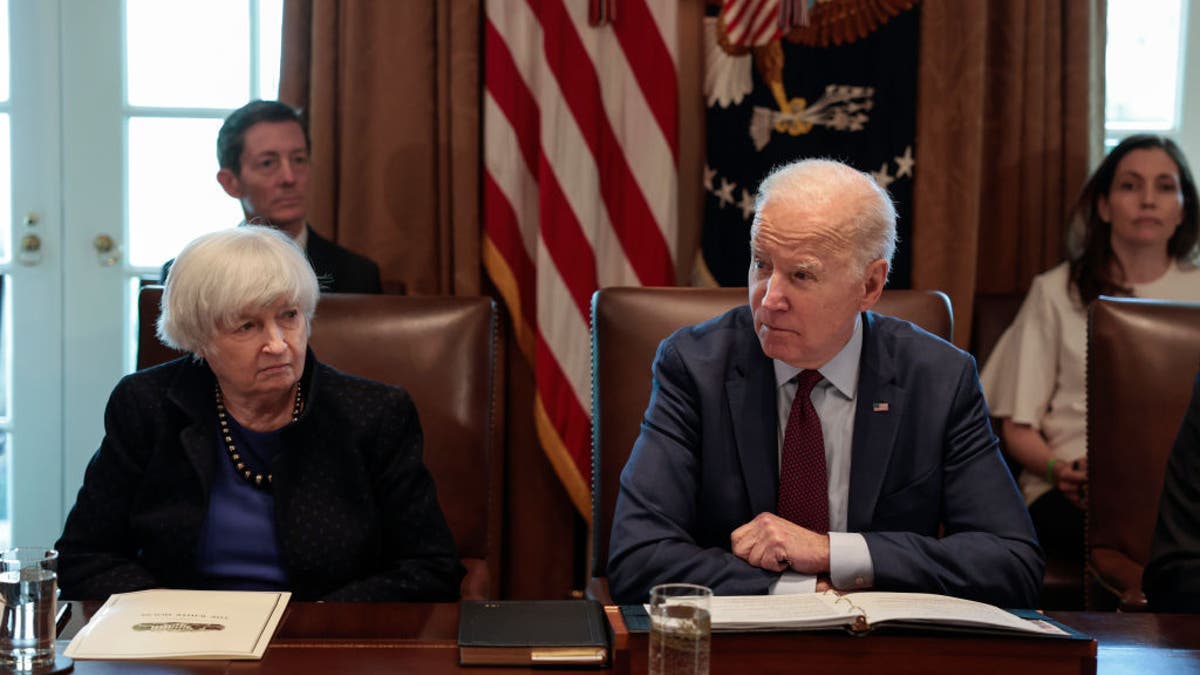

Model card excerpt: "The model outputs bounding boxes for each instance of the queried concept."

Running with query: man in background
[163,100,382,293]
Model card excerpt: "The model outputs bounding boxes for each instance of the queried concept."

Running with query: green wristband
[1045,457,1057,485]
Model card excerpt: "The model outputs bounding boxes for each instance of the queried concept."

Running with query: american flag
[720,0,808,49]
[483,0,678,520]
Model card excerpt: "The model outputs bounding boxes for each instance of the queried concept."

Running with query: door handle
[93,234,120,266]
[18,233,43,265]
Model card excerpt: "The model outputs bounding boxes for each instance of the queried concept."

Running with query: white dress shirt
[770,314,875,594]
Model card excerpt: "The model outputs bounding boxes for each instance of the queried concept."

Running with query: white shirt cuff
[770,572,817,594]
[828,532,873,590]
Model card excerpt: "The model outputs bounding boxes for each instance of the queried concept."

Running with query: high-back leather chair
[971,292,1084,610]
[970,293,1026,367]
[138,286,504,600]
[587,286,953,600]
[1086,296,1200,611]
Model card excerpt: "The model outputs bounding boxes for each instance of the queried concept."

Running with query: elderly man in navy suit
[607,159,1042,608]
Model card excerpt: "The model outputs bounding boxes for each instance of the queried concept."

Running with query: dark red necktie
[777,369,829,533]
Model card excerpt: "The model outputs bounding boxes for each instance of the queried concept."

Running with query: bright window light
[1105,0,1186,133]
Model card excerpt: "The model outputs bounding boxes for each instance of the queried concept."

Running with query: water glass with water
[1,547,59,671]
[649,583,711,675]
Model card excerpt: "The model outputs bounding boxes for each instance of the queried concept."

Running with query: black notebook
[458,600,610,667]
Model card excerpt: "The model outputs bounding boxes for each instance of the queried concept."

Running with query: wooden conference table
[55,601,1200,674]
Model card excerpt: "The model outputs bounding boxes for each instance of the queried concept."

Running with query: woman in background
[56,226,463,601]
[981,134,1200,576]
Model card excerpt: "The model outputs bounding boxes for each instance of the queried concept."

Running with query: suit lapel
[168,362,217,495]
[728,334,779,516]
[303,226,336,292]
[848,311,904,530]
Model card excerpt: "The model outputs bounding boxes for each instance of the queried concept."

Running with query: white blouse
[980,260,1200,505]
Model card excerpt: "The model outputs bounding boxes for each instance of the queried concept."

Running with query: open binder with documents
[629,591,1088,639]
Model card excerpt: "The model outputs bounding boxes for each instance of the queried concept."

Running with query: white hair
[754,158,898,271]
[157,225,319,355]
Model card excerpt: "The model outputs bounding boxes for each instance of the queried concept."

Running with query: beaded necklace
[214,383,303,490]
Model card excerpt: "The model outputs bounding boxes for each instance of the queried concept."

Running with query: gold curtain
[912,0,1105,347]
[279,0,481,296]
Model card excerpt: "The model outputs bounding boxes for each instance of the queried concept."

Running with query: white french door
[3,0,66,547]
[1,0,281,547]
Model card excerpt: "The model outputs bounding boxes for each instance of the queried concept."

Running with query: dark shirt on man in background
[161,224,381,294]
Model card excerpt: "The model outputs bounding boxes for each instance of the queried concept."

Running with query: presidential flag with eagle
[700,0,920,288]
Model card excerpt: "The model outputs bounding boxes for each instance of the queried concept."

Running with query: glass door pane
[257,0,283,98]
[127,117,241,268]
[124,0,282,275]
[1105,0,1185,133]
[125,0,251,108]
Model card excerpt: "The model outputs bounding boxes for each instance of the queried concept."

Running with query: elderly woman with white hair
[55,226,463,601]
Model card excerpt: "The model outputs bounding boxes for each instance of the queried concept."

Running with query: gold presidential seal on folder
[64,589,290,660]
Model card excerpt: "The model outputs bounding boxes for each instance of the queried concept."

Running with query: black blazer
[56,352,463,601]
[305,227,383,293]
[160,225,382,294]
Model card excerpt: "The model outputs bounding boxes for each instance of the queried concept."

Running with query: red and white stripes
[484,0,678,520]
[719,0,783,48]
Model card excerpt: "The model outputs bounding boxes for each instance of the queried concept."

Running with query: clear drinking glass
[648,583,711,675]
[0,547,58,670]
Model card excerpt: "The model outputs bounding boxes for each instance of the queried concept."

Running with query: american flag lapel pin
[872,402,890,413]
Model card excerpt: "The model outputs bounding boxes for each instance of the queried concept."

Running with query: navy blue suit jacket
[607,306,1043,607]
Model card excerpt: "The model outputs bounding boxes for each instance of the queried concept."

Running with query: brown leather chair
[1086,296,1200,611]
[137,286,504,600]
[970,292,1026,367]
[587,286,953,602]
[971,292,1085,610]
